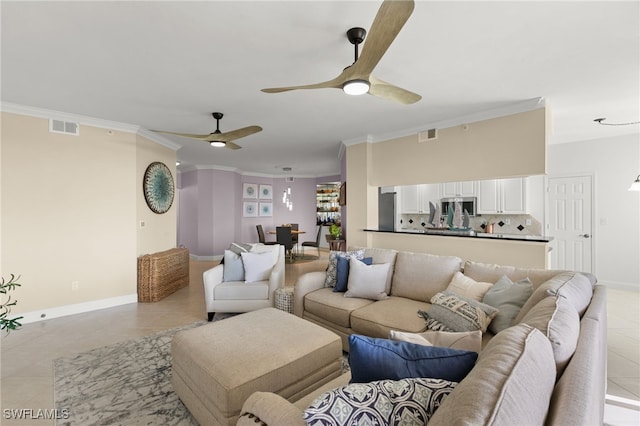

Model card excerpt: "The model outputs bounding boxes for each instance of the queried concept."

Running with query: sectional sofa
[237,247,607,425]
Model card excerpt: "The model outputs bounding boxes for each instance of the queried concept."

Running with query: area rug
[53,322,207,426]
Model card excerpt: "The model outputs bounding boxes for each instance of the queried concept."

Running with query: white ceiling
[2,1,638,177]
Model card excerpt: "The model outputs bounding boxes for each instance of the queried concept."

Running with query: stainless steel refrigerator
[378,189,396,231]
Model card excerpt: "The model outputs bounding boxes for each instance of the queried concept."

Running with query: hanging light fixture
[282,167,293,211]
[629,174,640,191]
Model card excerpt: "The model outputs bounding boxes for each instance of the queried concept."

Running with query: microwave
[441,197,477,217]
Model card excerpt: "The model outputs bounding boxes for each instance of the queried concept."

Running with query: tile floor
[1,252,639,425]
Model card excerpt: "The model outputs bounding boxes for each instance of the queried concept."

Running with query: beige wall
[346,107,549,268]
[1,112,176,315]
[370,108,547,186]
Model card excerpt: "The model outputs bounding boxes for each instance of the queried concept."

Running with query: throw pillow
[446,272,493,301]
[222,250,245,282]
[344,259,390,300]
[348,334,478,383]
[389,330,482,353]
[303,377,457,425]
[418,291,499,333]
[323,249,365,287]
[241,251,275,283]
[229,242,254,255]
[482,275,533,334]
[334,256,373,292]
[520,294,580,376]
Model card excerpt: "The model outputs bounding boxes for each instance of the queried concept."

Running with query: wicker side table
[274,287,294,313]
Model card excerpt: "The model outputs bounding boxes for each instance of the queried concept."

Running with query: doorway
[547,175,594,273]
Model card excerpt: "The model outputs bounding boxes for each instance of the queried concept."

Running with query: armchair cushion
[241,251,276,283]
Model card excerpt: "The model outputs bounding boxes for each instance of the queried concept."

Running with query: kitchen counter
[365,228,552,243]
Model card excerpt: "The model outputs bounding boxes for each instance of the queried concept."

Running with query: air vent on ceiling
[49,119,79,136]
[418,128,438,142]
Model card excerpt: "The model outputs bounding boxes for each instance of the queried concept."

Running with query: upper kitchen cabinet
[440,181,478,198]
[399,184,439,214]
[477,177,527,214]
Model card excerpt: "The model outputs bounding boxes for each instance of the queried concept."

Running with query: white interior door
[547,175,593,272]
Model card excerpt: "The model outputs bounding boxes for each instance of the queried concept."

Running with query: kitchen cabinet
[399,184,439,214]
[440,181,477,198]
[477,177,527,214]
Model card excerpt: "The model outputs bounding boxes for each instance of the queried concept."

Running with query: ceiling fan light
[343,79,370,96]
[210,141,226,148]
[629,175,640,191]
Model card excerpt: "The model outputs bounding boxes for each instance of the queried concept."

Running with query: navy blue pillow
[334,257,373,292]
[348,334,478,383]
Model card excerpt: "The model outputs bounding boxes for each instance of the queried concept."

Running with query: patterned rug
[53,322,207,426]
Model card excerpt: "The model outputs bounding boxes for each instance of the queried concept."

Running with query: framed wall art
[259,184,273,200]
[143,161,175,214]
[259,202,272,217]
[243,183,258,199]
[243,201,258,217]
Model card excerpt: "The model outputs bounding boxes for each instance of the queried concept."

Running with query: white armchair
[203,244,285,321]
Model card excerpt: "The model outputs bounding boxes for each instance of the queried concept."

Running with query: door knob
[579,234,591,238]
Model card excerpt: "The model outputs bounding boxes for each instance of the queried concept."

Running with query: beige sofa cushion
[304,287,373,328]
[514,271,593,324]
[350,297,430,339]
[519,294,580,376]
[463,260,562,288]
[391,252,462,301]
[428,324,556,426]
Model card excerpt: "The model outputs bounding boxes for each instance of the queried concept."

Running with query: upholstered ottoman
[171,308,343,425]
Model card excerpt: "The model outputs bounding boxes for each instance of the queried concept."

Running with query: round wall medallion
[143,162,175,214]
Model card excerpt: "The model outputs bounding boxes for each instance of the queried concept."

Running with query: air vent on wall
[49,119,79,136]
[285,176,294,183]
[418,128,438,142]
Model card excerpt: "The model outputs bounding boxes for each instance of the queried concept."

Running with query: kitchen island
[362,229,552,269]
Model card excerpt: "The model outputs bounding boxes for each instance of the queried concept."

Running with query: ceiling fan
[261,0,421,105]
[153,112,262,150]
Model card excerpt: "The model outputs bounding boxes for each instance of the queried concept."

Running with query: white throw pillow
[241,251,275,283]
[344,258,390,300]
[250,243,279,266]
[389,329,483,353]
[223,250,245,282]
[447,272,493,302]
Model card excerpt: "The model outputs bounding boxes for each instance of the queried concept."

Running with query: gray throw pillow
[222,250,245,282]
[419,291,499,333]
[483,275,533,334]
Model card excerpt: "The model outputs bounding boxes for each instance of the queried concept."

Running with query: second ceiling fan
[262,0,421,105]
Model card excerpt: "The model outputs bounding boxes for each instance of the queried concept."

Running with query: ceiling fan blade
[261,73,347,93]
[224,141,242,150]
[220,125,263,141]
[151,130,216,141]
[369,75,421,104]
[350,0,415,77]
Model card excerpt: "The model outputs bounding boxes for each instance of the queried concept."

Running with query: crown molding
[1,102,180,151]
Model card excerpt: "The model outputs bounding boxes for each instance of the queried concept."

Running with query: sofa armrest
[238,392,306,426]
[293,271,327,317]
[203,264,224,312]
[268,246,286,304]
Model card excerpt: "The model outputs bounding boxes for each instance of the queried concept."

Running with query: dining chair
[276,226,294,262]
[301,224,323,258]
[290,223,299,255]
[256,224,277,245]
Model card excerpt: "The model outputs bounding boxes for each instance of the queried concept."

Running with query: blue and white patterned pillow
[323,249,365,288]
[303,377,456,425]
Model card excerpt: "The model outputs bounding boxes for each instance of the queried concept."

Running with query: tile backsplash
[399,213,543,236]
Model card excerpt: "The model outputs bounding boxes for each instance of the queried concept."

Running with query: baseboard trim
[189,254,222,262]
[603,281,640,292]
[18,294,138,324]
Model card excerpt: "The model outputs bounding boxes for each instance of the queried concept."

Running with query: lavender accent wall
[178,169,332,258]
